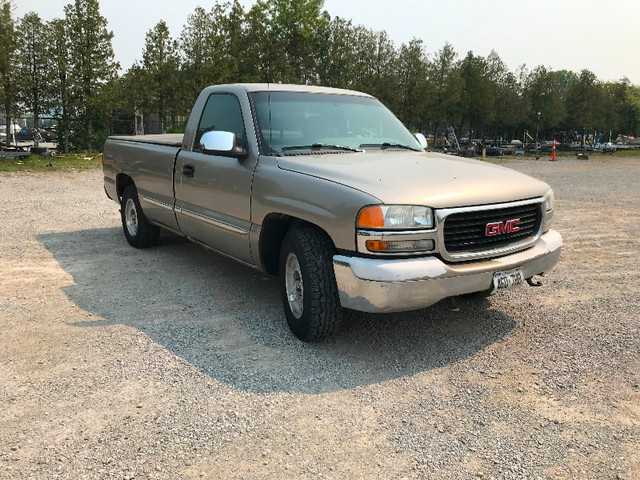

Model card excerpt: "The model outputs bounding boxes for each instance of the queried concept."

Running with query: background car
[0,123,21,143]
[41,127,57,142]
[14,127,57,143]
[16,127,34,141]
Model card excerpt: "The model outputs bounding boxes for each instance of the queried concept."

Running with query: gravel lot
[1,156,639,479]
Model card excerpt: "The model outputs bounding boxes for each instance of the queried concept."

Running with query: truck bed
[103,134,183,230]
[108,134,183,147]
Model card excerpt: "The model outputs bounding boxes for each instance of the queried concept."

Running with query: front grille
[443,202,542,254]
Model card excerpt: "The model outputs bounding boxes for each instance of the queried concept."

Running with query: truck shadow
[38,228,515,394]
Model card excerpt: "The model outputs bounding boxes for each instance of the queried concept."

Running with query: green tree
[0,0,20,144]
[396,38,429,131]
[223,0,247,83]
[602,79,626,138]
[485,51,527,139]
[565,69,606,133]
[121,65,147,117]
[267,0,327,83]
[18,12,50,131]
[459,51,495,135]
[363,31,400,111]
[623,84,640,137]
[524,66,567,138]
[107,63,155,136]
[599,78,640,140]
[240,1,274,82]
[65,0,119,150]
[426,43,463,138]
[48,18,72,152]
[316,16,358,88]
[141,20,181,132]
[346,27,400,111]
[339,24,374,91]
[316,17,381,91]
[180,6,226,101]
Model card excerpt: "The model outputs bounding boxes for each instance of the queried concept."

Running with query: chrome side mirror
[414,133,428,150]
[199,131,247,158]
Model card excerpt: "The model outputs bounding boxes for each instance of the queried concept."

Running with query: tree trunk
[160,97,165,134]
[4,113,11,146]
[34,89,40,132]
[62,99,70,154]
[86,110,93,151]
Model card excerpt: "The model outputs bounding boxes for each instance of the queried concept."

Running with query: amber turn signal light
[357,206,384,228]
[365,240,387,251]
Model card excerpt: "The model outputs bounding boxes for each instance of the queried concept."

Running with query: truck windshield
[249,91,422,154]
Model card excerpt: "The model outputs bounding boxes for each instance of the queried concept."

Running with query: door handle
[182,164,195,177]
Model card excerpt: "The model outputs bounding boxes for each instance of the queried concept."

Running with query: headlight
[357,205,434,229]
[544,189,555,212]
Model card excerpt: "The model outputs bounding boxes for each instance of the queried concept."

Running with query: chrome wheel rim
[124,198,138,237]
[284,252,304,319]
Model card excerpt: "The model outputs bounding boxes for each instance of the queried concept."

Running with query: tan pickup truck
[102,83,562,341]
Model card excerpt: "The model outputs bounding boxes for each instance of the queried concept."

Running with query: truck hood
[277,151,550,208]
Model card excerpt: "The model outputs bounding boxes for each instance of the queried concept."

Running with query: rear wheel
[120,185,161,248]
[279,227,344,341]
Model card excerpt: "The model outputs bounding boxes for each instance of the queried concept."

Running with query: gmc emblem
[486,219,520,236]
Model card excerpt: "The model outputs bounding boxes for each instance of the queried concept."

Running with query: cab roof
[206,83,374,98]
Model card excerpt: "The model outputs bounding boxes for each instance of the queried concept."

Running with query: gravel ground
[0,157,638,479]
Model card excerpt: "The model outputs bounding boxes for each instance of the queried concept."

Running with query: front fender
[251,156,379,253]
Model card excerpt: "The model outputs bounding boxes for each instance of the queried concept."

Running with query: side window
[195,93,246,152]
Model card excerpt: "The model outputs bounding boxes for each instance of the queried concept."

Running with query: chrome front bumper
[333,229,562,313]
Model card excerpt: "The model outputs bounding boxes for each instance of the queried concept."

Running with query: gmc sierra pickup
[102,83,562,341]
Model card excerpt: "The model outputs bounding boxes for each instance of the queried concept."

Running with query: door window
[195,93,246,152]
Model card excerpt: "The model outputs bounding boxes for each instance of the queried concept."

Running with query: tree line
[2,0,640,152]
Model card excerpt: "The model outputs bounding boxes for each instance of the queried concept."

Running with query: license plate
[492,268,525,293]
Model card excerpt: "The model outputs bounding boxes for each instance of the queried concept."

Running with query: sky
[11,0,640,85]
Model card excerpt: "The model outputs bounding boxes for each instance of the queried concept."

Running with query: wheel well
[259,214,333,275]
[116,174,135,201]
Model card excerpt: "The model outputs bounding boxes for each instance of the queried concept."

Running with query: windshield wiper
[281,143,362,152]
[359,142,421,151]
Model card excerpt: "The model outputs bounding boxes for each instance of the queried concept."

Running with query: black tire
[279,227,344,341]
[120,185,161,248]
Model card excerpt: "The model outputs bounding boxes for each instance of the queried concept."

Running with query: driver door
[175,92,257,264]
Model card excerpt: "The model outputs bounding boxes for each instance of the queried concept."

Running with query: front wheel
[120,185,161,248]
[279,227,344,341]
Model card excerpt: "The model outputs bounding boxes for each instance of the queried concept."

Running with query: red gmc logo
[486,219,520,236]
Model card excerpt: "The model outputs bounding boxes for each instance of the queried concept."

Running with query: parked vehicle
[40,127,57,142]
[16,127,34,141]
[15,127,57,143]
[0,123,21,143]
[103,84,562,341]
[484,146,506,156]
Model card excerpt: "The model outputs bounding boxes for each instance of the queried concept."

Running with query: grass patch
[611,148,640,157]
[0,153,102,172]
